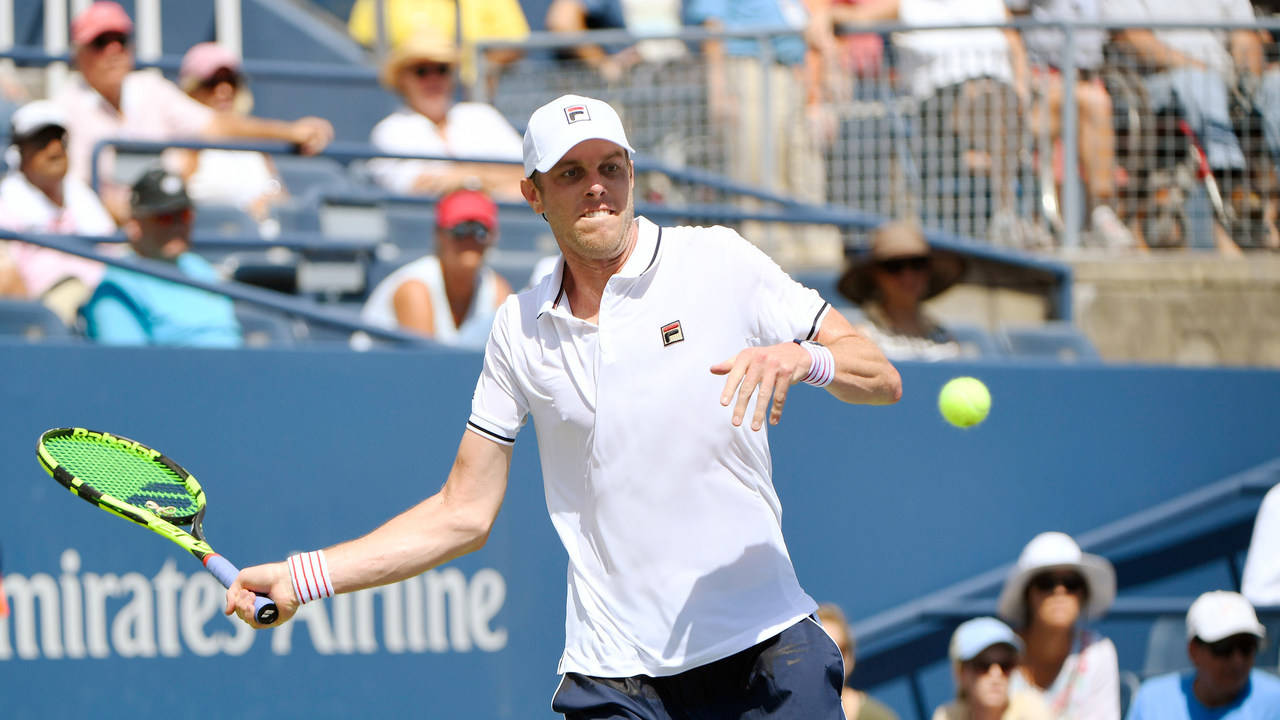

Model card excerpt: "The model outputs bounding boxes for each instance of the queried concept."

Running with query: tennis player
[227,94,902,719]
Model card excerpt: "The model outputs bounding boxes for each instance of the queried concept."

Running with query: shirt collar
[534,216,662,318]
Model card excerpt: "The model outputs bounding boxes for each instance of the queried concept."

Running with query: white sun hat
[522,94,635,177]
[996,531,1117,626]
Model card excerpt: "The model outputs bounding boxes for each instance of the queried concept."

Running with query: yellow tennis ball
[938,377,991,428]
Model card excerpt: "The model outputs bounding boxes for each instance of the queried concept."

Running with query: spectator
[840,0,1040,248]
[836,219,965,361]
[53,2,333,224]
[1103,0,1279,252]
[816,602,900,720]
[368,31,524,200]
[935,617,1053,720]
[0,100,114,324]
[997,531,1120,720]
[81,168,241,347]
[544,0,687,84]
[684,0,843,266]
[1242,483,1280,607]
[1126,591,1280,719]
[347,0,529,91]
[1006,0,1135,250]
[361,188,512,348]
[174,42,289,225]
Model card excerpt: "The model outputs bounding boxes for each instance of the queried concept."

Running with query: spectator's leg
[1147,68,1246,172]
[1079,79,1135,248]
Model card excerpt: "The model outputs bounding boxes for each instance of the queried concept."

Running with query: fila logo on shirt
[564,105,590,124]
[660,320,684,347]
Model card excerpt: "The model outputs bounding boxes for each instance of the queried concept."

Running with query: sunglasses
[199,70,241,91]
[1030,572,1086,594]
[446,221,492,244]
[1202,636,1260,659]
[142,207,194,226]
[963,652,1018,676]
[409,63,453,78]
[89,32,130,51]
[878,256,929,274]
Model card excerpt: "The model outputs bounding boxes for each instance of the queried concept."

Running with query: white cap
[996,531,1117,626]
[522,94,635,177]
[1186,591,1266,643]
[9,100,67,143]
[949,617,1023,663]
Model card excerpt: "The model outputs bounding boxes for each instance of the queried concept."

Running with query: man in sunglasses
[53,1,333,224]
[81,168,241,347]
[361,187,512,348]
[369,31,524,200]
[0,100,115,323]
[1127,590,1280,719]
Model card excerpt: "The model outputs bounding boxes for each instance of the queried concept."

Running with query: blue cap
[949,617,1023,662]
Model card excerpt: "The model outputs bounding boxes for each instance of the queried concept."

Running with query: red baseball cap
[436,189,497,231]
[71,2,133,47]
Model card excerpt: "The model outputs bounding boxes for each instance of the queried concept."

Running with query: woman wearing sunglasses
[836,219,965,361]
[935,617,1052,720]
[996,532,1120,719]
[175,43,290,227]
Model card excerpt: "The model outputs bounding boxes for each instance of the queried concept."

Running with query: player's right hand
[225,561,300,628]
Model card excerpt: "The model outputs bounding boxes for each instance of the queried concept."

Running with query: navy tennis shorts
[551,615,845,720]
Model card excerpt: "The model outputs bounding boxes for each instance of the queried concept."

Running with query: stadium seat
[194,203,260,237]
[1141,615,1192,679]
[273,155,353,197]
[234,303,297,348]
[385,205,437,252]
[948,323,1003,358]
[997,322,1102,362]
[0,298,76,341]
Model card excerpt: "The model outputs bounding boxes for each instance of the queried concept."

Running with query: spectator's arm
[84,292,149,345]
[392,279,437,337]
[829,0,899,25]
[1003,9,1031,107]
[547,0,608,65]
[204,113,335,156]
[1112,28,1208,70]
[1230,29,1265,77]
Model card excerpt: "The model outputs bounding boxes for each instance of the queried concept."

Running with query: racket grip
[204,553,279,625]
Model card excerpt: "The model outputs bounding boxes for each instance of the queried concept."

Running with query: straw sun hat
[836,220,966,305]
[996,532,1117,627]
[379,31,459,90]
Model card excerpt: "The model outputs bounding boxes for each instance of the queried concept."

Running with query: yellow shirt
[349,0,530,84]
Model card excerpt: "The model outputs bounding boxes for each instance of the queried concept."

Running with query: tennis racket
[36,427,278,624]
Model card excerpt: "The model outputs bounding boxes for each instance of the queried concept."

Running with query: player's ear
[520,176,542,214]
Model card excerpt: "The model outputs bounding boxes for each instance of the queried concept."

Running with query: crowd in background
[0,0,1278,348]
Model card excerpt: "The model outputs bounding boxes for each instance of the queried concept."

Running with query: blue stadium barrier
[997,322,1103,362]
[0,297,77,342]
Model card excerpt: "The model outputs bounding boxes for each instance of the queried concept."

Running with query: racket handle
[204,553,279,625]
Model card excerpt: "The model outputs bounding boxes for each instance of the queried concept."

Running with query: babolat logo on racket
[563,104,590,124]
[72,427,161,460]
[660,320,684,347]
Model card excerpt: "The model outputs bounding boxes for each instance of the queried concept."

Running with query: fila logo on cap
[660,320,684,347]
[564,104,590,124]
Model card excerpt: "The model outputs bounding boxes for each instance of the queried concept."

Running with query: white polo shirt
[468,217,829,678]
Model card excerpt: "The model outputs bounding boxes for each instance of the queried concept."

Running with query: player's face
[1190,634,1258,704]
[1026,571,1085,630]
[521,139,634,263]
[959,646,1017,711]
[129,207,194,261]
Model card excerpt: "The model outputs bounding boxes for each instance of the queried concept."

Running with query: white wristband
[288,550,334,604]
[795,340,835,387]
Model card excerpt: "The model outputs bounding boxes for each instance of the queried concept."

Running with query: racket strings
[43,436,200,517]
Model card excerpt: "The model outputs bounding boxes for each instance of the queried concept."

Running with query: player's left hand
[711,342,811,431]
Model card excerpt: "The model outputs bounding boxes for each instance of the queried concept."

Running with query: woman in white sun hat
[996,531,1120,719]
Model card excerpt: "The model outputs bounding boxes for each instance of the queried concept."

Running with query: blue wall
[1,344,1277,717]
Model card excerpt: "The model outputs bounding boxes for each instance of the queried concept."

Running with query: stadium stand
[0,296,76,341]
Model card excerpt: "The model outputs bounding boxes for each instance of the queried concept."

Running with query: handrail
[852,457,1280,650]
[0,229,433,347]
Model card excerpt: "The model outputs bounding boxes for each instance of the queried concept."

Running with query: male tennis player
[227,94,901,719]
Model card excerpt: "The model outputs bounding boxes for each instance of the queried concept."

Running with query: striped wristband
[287,550,334,605]
[794,340,835,387]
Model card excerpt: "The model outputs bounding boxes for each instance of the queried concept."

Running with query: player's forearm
[825,332,902,405]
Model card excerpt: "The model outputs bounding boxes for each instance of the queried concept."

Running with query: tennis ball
[938,377,991,428]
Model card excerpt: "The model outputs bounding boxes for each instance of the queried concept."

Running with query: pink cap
[180,42,241,87]
[71,2,133,47]
[436,189,497,230]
